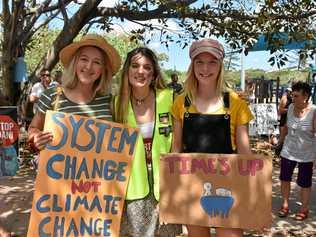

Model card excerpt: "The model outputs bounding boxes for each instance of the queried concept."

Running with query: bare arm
[28,112,53,150]
[278,95,288,115]
[236,124,252,154]
[172,118,183,153]
[29,95,39,103]
[278,124,288,144]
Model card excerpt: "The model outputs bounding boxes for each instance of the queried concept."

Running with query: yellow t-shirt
[171,92,254,150]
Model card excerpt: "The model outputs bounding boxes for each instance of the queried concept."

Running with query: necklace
[132,91,151,106]
[293,105,308,118]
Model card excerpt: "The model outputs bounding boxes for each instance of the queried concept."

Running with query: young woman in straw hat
[28,34,121,151]
[171,38,254,237]
[113,47,182,237]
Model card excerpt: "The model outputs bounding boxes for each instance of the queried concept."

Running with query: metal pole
[240,47,245,91]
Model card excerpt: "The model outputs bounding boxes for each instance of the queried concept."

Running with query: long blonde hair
[115,47,166,123]
[184,60,225,102]
[62,46,113,95]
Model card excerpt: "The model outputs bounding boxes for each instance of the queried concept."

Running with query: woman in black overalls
[172,39,254,237]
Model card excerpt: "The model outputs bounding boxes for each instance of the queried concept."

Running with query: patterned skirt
[119,165,182,237]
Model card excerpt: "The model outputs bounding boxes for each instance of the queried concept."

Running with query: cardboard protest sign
[250,103,278,136]
[160,153,272,230]
[27,111,138,237]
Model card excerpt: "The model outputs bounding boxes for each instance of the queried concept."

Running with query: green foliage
[224,68,309,87]
[170,68,310,89]
[163,69,186,83]
[3,0,316,103]
[21,28,312,92]
[25,28,62,74]
[105,35,139,63]
[105,34,140,93]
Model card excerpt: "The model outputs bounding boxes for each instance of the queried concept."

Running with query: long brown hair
[115,47,166,123]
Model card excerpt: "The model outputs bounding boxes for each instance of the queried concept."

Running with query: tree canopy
[1,0,315,103]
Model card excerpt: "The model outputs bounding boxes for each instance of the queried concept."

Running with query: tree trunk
[30,0,102,81]
[1,0,26,105]
[1,0,102,104]
[2,17,14,104]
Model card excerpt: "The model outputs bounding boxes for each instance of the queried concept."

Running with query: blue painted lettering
[52,194,62,212]
[36,194,50,213]
[76,158,90,179]
[73,196,89,211]
[118,129,138,155]
[46,112,67,150]
[38,217,51,237]
[53,216,65,236]
[66,218,79,236]
[90,196,102,213]
[64,155,77,179]
[107,127,122,152]
[95,122,111,153]
[79,217,93,235]
[71,118,96,152]
[46,154,64,180]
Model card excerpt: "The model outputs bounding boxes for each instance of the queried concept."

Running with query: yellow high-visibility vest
[116,89,173,201]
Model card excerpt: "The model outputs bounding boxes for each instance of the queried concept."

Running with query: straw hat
[59,34,121,75]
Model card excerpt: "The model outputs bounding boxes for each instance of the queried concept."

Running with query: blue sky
[3,0,305,72]
[94,1,301,72]
[154,41,278,72]
[75,0,287,72]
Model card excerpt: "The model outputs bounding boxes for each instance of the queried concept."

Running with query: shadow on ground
[0,154,315,236]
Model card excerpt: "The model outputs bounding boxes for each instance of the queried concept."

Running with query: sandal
[294,209,309,221]
[278,206,289,217]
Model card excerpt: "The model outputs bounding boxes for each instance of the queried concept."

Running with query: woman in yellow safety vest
[113,47,182,237]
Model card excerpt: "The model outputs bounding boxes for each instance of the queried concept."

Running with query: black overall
[182,92,234,154]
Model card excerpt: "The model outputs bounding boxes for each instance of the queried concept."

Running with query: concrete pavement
[0,162,315,236]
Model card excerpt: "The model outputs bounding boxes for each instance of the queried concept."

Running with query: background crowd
[0,33,315,237]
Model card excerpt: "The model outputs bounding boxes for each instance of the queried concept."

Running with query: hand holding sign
[27,111,138,237]
[32,131,53,151]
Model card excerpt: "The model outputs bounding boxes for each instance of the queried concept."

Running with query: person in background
[171,38,254,237]
[246,80,256,103]
[309,63,316,83]
[113,47,182,237]
[277,81,316,221]
[49,70,62,87]
[167,73,183,94]
[279,87,292,130]
[29,69,51,114]
[275,87,292,156]
[28,34,120,151]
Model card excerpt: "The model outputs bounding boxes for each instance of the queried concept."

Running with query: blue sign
[249,33,316,51]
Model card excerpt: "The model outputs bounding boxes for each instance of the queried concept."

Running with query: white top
[137,121,154,139]
[30,82,45,113]
[30,82,45,98]
[281,103,316,162]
